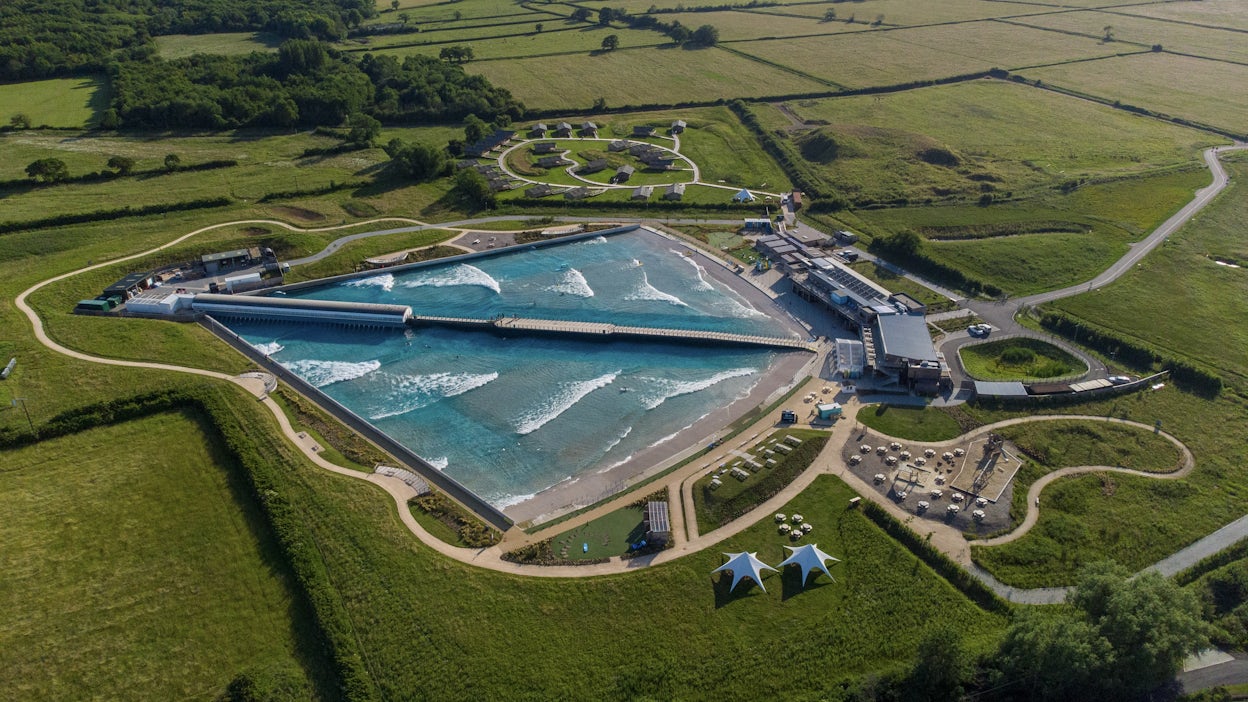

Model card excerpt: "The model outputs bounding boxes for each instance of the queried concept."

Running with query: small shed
[564,186,591,200]
[631,185,653,200]
[816,402,842,420]
[645,501,671,542]
[612,165,635,183]
[532,141,558,154]
[578,158,609,174]
[528,123,547,137]
[663,182,685,200]
[201,248,254,274]
[608,140,630,152]
[104,271,155,299]
[537,155,568,169]
[580,121,598,135]
[525,184,557,198]
[671,119,687,133]
[75,299,114,312]
[632,125,657,137]
[554,122,573,137]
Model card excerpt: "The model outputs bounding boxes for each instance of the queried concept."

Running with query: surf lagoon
[225,229,808,521]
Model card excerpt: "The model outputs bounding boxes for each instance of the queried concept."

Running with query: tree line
[0,0,375,82]
[107,41,521,130]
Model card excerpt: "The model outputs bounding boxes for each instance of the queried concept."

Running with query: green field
[550,502,649,560]
[290,463,1005,697]
[370,25,663,58]
[470,46,827,110]
[1119,0,1248,33]
[0,77,110,129]
[732,21,1119,89]
[742,0,1019,24]
[1021,53,1248,135]
[772,80,1215,203]
[1012,11,1248,64]
[854,168,1212,295]
[1052,160,1248,382]
[0,410,328,700]
[959,337,1086,381]
[856,404,963,442]
[155,32,282,58]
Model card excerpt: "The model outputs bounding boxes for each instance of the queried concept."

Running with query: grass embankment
[283,229,460,282]
[856,404,963,442]
[0,408,332,700]
[271,386,389,472]
[959,337,1086,381]
[693,428,829,531]
[674,224,761,264]
[408,492,501,548]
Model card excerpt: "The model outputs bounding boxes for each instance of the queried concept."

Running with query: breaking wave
[401,264,501,294]
[252,341,284,356]
[282,359,380,388]
[369,371,499,419]
[673,249,714,291]
[548,267,594,298]
[514,371,619,435]
[640,367,757,410]
[423,456,449,471]
[625,271,687,307]
[345,273,395,292]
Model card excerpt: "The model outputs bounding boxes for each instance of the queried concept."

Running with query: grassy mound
[959,337,1086,381]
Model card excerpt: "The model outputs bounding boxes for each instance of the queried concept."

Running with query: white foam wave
[401,264,501,294]
[423,456,449,471]
[496,491,540,509]
[370,371,499,419]
[514,371,619,435]
[672,249,713,291]
[641,367,757,410]
[645,409,714,450]
[548,268,594,298]
[345,273,395,292]
[625,271,687,307]
[719,293,767,319]
[582,235,608,245]
[282,359,380,388]
[253,341,284,356]
[602,425,633,455]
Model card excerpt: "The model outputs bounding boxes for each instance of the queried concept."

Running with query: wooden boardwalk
[410,315,814,351]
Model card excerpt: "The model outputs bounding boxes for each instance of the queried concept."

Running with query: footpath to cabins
[412,314,815,351]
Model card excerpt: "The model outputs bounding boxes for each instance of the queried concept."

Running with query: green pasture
[369,25,662,58]
[958,337,1086,381]
[855,168,1211,295]
[848,261,955,312]
[750,0,1018,25]
[1013,11,1248,64]
[155,32,282,58]
[470,46,827,110]
[1052,160,1248,381]
[287,462,1004,697]
[378,0,550,22]
[775,80,1215,203]
[0,77,109,129]
[855,404,963,442]
[1020,53,1248,135]
[285,228,459,282]
[1120,0,1248,33]
[732,21,1118,89]
[0,410,328,700]
[665,10,856,41]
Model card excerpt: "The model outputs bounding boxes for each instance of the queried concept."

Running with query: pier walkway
[409,314,815,351]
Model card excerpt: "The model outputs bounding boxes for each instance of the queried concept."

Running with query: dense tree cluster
[0,0,376,81]
[109,42,521,129]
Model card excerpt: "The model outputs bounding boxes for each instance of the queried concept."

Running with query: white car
[1108,375,1132,384]
[967,324,992,337]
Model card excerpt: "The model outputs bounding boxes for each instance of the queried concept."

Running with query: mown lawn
[155,31,282,58]
[959,337,1086,381]
[856,404,963,442]
[0,410,330,700]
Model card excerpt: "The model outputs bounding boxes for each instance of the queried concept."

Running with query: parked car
[1108,375,1132,384]
[967,324,992,337]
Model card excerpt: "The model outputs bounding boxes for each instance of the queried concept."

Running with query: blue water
[227,231,797,510]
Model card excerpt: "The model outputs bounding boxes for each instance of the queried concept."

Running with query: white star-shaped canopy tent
[777,543,841,585]
[712,552,777,592]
